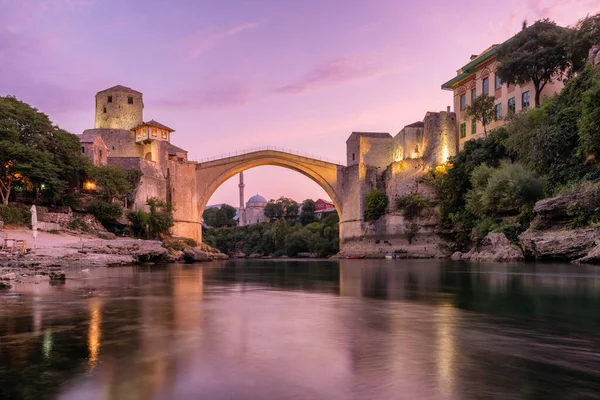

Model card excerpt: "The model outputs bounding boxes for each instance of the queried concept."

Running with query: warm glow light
[88,298,102,371]
[84,181,96,191]
[442,145,449,163]
[436,301,457,398]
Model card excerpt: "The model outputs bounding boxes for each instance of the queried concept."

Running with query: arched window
[145,152,153,162]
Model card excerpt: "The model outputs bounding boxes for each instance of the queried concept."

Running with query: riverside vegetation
[203,199,340,258]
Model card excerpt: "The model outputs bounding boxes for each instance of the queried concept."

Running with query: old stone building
[79,85,192,219]
[442,37,564,149]
[245,194,269,224]
[78,132,108,166]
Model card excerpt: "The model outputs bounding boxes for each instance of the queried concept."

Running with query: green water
[1,259,600,399]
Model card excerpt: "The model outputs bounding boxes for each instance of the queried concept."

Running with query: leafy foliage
[87,200,123,224]
[0,204,31,226]
[464,94,496,136]
[579,81,600,159]
[127,198,174,239]
[299,199,317,225]
[0,96,86,204]
[364,188,388,222]
[203,204,237,227]
[496,20,570,107]
[465,162,543,217]
[203,210,340,257]
[85,165,133,202]
[395,194,429,220]
[264,197,299,220]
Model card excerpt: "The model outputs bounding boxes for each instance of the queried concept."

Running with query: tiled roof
[168,143,188,155]
[133,119,175,132]
[96,85,142,95]
[77,133,105,144]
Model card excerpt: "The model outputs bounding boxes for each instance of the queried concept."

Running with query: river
[1,259,600,400]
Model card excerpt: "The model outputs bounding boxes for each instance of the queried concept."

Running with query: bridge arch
[194,150,344,241]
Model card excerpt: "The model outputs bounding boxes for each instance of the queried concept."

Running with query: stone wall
[168,159,201,241]
[84,129,143,158]
[108,157,167,211]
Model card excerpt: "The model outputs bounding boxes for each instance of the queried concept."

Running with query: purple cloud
[181,22,260,59]
[274,57,397,95]
[151,81,255,109]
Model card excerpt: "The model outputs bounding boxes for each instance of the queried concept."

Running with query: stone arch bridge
[169,148,359,244]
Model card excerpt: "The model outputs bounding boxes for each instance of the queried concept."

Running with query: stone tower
[238,172,246,226]
[94,85,144,130]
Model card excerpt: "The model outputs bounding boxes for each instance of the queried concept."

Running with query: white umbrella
[30,205,38,251]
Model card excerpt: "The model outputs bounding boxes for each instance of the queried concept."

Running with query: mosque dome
[248,194,267,203]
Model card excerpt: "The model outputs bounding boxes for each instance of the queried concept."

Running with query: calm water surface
[1,259,600,400]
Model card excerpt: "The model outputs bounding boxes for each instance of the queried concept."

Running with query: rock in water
[519,228,598,260]
[461,233,524,262]
[49,271,66,281]
[183,248,211,262]
[0,272,16,280]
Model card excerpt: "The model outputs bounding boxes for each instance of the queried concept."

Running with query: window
[471,119,476,135]
[152,128,157,137]
[495,103,503,120]
[482,77,489,95]
[137,129,141,139]
[103,107,107,113]
[107,95,112,103]
[81,146,85,154]
[352,153,355,161]
[508,97,516,114]
[471,88,476,103]
[522,91,530,109]
[495,75,502,89]
[162,131,168,139]
[460,123,466,138]
[460,94,466,110]
[128,96,134,104]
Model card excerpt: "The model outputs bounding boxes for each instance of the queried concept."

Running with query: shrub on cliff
[364,189,388,222]
[465,162,543,217]
[0,204,31,226]
[87,200,122,225]
[395,194,428,220]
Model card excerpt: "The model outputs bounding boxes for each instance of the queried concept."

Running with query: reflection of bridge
[170,148,350,243]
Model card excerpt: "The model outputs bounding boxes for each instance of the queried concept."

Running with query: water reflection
[0,260,599,399]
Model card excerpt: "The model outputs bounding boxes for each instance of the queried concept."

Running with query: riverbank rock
[183,248,211,262]
[49,271,66,281]
[573,243,600,264]
[0,272,16,280]
[457,233,524,262]
[0,281,11,289]
[519,228,598,260]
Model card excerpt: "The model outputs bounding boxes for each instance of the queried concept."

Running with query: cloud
[182,22,259,59]
[491,0,600,40]
[152,81,255,109]
[273,57,399,95]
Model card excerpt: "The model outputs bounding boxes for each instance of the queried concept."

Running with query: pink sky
[1,0,598,206]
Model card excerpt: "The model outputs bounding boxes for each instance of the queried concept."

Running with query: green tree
[496,20,570,108]
[566,13,600,74]
[299,199,317,225]
[465,162,543,217]
[264,197,299,220]
[464,94,496,136]
[146,198,174,237]
[203,204,237,227]
[579,81,600,159]
[85,165,133,202]
[364,188,388,222]
[0,97,70,203]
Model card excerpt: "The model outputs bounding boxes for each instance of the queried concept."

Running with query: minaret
[238,172,246,226]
